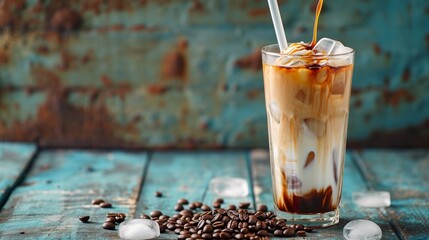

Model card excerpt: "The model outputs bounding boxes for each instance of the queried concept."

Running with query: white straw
[267,0,288,51]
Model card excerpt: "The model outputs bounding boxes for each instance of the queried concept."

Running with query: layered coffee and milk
[262,42,354,214]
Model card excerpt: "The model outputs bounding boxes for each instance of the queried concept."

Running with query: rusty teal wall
[0,0,428,148]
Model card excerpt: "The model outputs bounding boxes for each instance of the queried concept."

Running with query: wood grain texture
[250,149,399,239]
[135,151,252,239]
[0,143,36,208]
[355,150,429,239]
[0,150,148,239]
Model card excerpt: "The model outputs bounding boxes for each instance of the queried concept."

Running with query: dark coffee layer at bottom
[277,186,335,214]
[276,172,336,214]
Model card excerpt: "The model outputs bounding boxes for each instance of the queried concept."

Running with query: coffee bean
[257,204,268,212]
[212,202,221,208]
[167,223,176,230]
[235,233,245,239]
[295,224,305,230]
[191,233,202,238]
[213,232,220,239]
[240,228,250,234]
[102,222,115,230]
[203,224,214,233]
[248,225,257,232]
[304,226,314,232]
[283,227,295,237]
[202,233,212,239]
[239,213,249,221]
[238,222,249,229]
[79,216,90,223]
[150,210,163,218]
[212,221,225,228]
[265,211,276,219]
[212,213,223,222]
[155,191,163,197]
[193,201,203,208]
[257,229,268,237]
[227,220,238,229]
[105,217,116,223]
[274,229,283,236]
[228,204,237,210]
[214,198,224,204]
[174,228,182,234]
[297,230,306,236]
[178,198,189,205]
[175,204,184,211]
[92,199,104,205]
[99,202,112,208]
[201,214,213,221]
[189,203,197,210]
[254,211,265,220]
[239,202,250,209]
[248,215,257,225]
[115,216,125,223]
[276,219,286,228]
[220,232,231,239]
[201,205,211,211]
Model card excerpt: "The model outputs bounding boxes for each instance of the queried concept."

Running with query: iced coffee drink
[262,42,354,226]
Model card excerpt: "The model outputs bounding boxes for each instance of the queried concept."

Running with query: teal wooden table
[0,143,428,239]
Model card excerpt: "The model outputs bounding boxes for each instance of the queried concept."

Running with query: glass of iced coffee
[261,42,354,227]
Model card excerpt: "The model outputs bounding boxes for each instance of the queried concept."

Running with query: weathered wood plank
[0,150,148,239]
[250,149,399,239]
[356,150,429,239]
[135,151,253,239]
[0,143,37,208]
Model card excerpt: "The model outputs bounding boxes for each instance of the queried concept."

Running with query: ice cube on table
[209,177,249,197]
[343,219,382,240]
[352,191,391,208]
[269,102,281,123]
[118,219,160,240]
[313,37,351,55]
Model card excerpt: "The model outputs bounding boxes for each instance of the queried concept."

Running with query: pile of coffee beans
[142,198,314,239]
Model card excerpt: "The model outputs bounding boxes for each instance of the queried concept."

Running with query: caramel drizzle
[310,0,324,48]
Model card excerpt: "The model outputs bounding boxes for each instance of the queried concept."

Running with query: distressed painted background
[0,0,428,149]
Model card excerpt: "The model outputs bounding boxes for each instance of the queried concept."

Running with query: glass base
[274,205,340,228]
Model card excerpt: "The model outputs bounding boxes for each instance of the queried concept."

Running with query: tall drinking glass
[261,44,354,227]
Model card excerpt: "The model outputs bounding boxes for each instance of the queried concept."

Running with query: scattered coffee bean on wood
[99,202,112,208]
[102,222,115,230]
[91,199,104,205]
[177,198,189,205]
[155,191,163,197]
[78,216,90,223]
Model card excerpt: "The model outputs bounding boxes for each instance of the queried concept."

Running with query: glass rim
[261,43,355,58]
